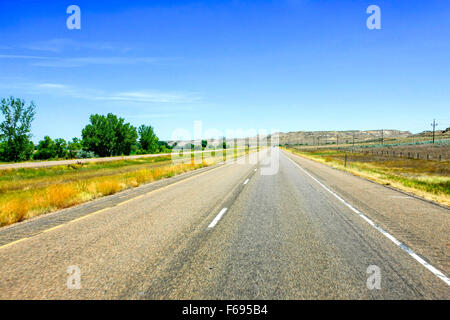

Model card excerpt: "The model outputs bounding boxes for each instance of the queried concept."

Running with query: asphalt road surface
[0,148,448,299]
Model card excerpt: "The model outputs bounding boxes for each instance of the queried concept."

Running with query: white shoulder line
[285,154,450,286]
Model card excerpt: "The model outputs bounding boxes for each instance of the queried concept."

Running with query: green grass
[285,147,450,206]
[0,147,254,227]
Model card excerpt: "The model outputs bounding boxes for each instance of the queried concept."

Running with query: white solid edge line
[244,179,249,185]
[207,208,228,229]
[285,154,450,286]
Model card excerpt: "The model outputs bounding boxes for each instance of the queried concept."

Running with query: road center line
[284,152,450,286]
[207,208,228,229]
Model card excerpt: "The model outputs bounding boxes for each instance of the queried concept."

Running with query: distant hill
[167,129,412,148]
[272,130,411,145]
[410,128,450,138]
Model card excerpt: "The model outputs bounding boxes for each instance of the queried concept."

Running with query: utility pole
[381,129,384,145]
[352,133,355,147]
[431,119,438,144]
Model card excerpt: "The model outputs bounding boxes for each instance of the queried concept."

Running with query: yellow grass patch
[0,148,256,227]
[284,148,450,207]
[0,161,216,227]
[94,180,123,196]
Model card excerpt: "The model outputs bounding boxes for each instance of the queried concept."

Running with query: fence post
[439,155,442,161]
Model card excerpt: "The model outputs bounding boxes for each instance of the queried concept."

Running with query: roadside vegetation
[284,147,450,206]
[0,96,257,227]
[0,147,252,227]
[0,96,173,163]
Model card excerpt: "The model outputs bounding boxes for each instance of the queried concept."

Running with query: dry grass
[0,148,254,227]
[284,147,450,206]
[0,161,210,227]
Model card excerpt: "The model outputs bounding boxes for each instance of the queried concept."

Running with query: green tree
[68,138,82,158]
[221,136,227,149]
[81,113,137,157]
[157,140,172,153]
[201,139,208,150]
[138,124,159,154]
[0,97,36,161]
[34,136,57,160]
[54,138,67,158]
[115,121,138,155]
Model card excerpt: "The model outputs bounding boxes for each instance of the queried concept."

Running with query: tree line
[0,97,173,162]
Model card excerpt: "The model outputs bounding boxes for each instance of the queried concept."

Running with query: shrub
[76,150,97,159]
[34,136,58,160]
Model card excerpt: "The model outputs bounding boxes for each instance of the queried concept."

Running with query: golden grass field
[284,147,450,207]
[0,148,251,227]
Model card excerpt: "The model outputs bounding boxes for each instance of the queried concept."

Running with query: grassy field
[0,148,251,227]
[284,147,450,206]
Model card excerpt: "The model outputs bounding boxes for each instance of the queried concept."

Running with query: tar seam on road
[207,208,228,229]
[0,154,252,251]
[284,152,450,286]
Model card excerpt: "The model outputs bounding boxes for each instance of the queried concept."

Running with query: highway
[0,148,448,299]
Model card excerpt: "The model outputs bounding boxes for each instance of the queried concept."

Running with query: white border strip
[207,208,228,229]
[285,154,450,286]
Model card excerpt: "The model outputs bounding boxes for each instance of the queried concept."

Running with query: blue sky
[0,0,449,142]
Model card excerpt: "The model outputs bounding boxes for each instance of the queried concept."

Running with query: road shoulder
[282,149,450,277]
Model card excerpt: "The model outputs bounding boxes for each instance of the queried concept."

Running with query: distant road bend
[0,148,448,299]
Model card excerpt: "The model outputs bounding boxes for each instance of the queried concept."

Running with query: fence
[290,146,449,162]
[338,148,447,161]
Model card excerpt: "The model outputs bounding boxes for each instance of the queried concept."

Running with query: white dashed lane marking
[207,208,228,229]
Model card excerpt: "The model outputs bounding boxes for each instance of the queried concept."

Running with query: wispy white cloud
[104,91,200,103]
[36,83,70,89]
[23,38,130,53]
[0,54,169,67]
[126,113,182,119]
[0,82,201,104]
[32,57,164,67]
[0,54,53,60]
